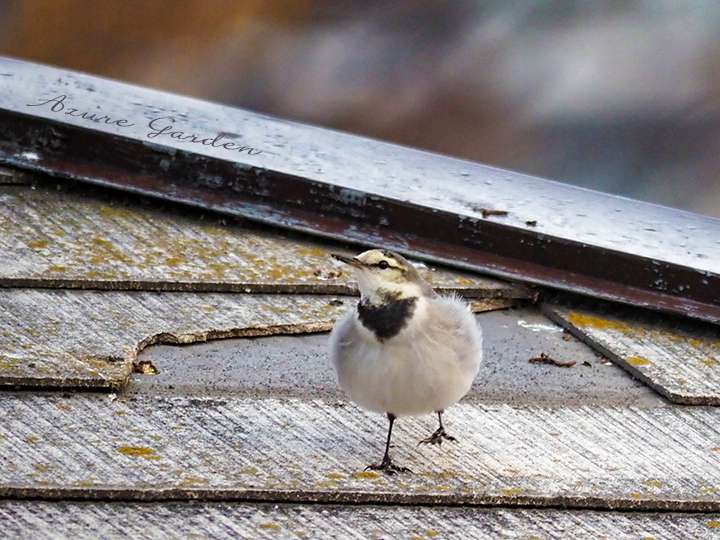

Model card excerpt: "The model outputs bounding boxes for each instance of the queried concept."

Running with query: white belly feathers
[330,295,482,416]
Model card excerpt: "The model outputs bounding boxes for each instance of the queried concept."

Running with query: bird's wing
[329,310,361,367]
[425,294,483,368]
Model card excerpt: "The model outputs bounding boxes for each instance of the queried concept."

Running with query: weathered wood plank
[1,393,719,512]
[0,166,30,185]
[1,58,718,322]
[0,181,526,297]
[544,304,720,405]
[131,306,663,408]
[0,289,347,390]
[2,500,718,540]
[0,289,510,391]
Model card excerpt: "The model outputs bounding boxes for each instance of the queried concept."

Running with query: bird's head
[332,249,432,304]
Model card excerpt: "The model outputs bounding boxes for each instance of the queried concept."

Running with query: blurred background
[1,0,719,217]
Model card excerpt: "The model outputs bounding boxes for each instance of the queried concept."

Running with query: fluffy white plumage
[329,250,482,418]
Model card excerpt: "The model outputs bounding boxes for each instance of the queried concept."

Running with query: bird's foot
[418,427,456,446]
[365,456,411,476]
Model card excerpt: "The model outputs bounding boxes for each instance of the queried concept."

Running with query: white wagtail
[329,249,482,474]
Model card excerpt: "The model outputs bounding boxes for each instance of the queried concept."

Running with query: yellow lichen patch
[702,357,718,367]
[707,521,720,529]
[165,256,184,267]
[46,264,67,272]
[99,206,136,220]
[27,239,49,249]
[82,356,114,369]
[33,463,49,473]
[75,478,97,488]
[117,445,160,460]
[315,480,338,489]
[91,235,133,265]
[268,267,290,281]
[91,236,114,249]
[296,246,326,258]
[644,479,663,489]
[238,466,258,475]
[352,470,380,480]
[627,356,652,367]
[0,355,19,370]
[25,435,39,444]
[206,262,226,278]
[567,312,632,334]
[258,522,281,532]
[420,470,461,481]
[325,472,345,481]
[180,475,209,487]
[630,491,643,500]
[425,530,440,538]
[501,487,523,497]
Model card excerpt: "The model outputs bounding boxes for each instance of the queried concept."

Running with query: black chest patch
[357,297,417,341]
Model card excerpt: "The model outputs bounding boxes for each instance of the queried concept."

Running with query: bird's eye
[378,260,389,269]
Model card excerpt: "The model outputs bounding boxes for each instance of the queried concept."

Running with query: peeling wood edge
[0,278,357,295]
[0,376,122,392]
[0,299,515,392]
[135,322,335,351]
[468,298,515,313]
[0,322,335,392]
[0,486,718,513]
[541,303,720,406]
[0,278,533,299]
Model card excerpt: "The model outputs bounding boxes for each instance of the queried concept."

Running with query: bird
[329,249,482,474]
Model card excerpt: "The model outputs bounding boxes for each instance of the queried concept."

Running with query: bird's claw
[418,427,457,446]
[365,457,412,475]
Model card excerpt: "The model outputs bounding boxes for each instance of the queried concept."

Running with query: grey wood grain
[1,392,719,512]
[2,500,718,540]
[544,303,720,405]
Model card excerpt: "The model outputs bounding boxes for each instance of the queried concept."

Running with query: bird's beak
[331,253,363,268]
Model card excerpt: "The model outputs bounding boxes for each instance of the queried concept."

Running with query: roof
[0,58,719,538]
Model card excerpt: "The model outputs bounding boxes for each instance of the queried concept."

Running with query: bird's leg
[365,413,411,475]
[419,410,457,446]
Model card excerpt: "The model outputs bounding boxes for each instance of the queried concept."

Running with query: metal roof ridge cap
[1,57,719,322]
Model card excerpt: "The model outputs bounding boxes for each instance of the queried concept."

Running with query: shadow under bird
[329,249,483,474]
